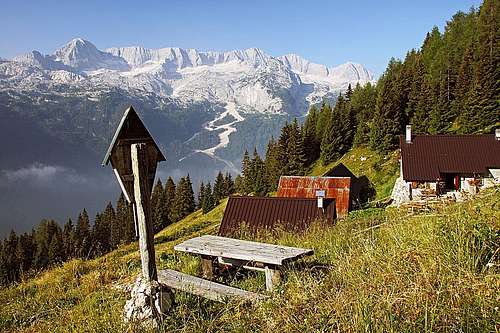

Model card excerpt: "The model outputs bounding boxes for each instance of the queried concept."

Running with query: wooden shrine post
[102,106,166,283]
[131,143,157,281]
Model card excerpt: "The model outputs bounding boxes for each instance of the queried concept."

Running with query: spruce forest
[0,0,498,289]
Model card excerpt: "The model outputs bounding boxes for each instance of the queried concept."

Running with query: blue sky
[0,0,482,76]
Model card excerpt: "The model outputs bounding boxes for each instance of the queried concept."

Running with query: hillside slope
[1,181,498,332]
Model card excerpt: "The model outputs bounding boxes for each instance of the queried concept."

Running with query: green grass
[0,164,498,332]
[308,146,400,200]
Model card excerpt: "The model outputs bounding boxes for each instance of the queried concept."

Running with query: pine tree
[251,149,268,196]
[213,171,225,203]
[352,82,377,146]
[75,209,91,259]
[16,232,34,276]
[316,102,332,143]
[0,241,7,286]
[62,219,74,261]
[264,137,282,191]
[302,106,320,165]
[197,182,205,210]
[286,118,306,175]
[164,177,176,224]
[234,175,245,194]
[116,193,135,243]
[241,150,252,194]
[47,226,63,265]
[320,97,344,165]
[185,175,196,213]
[151,179,167,233]
[33,221,49,270]
[370,58,405,152]
[4,231,19,283]
[223,172,235,196]
[277,123,291,176]
[345,83,353,101]
[202,182,215,214]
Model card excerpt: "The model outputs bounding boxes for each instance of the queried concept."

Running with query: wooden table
[174,235,313,291]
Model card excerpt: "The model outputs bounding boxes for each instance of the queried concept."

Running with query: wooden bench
[157,269,267,302]
[174,235,313,291]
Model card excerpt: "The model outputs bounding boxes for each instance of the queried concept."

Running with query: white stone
[123,275,173,329]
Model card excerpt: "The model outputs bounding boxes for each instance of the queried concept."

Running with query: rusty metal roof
[400,134,500,181]
[218,196,336,237]
[277,176,351,218]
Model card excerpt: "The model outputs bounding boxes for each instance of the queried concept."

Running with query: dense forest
[0,173,235,286]
[235,0,499,192]
[1,0,498,287]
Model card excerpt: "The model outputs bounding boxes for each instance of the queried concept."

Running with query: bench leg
[201,255,214,280]
[264,266,281,291]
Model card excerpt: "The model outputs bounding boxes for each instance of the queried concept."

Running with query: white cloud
[1,163,88,186]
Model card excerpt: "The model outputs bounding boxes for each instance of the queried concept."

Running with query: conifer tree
[47,226,63,265]
[320,97,344,165]
[316,102,332,143]
[302,106,320,165]
[202,182,215,214]
[213,171,225,203]
[75,209,91,259]
[116,193,135,243]
[150,179,164,232]
[241,150,253,194]
[4,231,19,282]
[251,149,268,196]
[0,241,7,286]
[264,137,282,190]
[223,172,235,196]
[370,58,405,152]
[62,219,74,261]
[197,182,205,210]
[185,174,196,213]
[16,232,34,275]
[164,177,176,224]
[234,175,245,194]
[286,118,306,175]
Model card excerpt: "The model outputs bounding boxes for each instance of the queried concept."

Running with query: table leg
[201,255,214,280]
[264,266,281,291]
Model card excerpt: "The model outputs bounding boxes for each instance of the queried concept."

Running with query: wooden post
[264,266,281,291]
[201,255,214,280]
[131,143,157,282]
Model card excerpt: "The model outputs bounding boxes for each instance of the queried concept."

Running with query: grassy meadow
[0,186,498,332]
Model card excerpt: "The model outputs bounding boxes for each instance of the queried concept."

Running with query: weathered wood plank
[157,269,267,302]
[174,235,313,266]
[131,143,157,282]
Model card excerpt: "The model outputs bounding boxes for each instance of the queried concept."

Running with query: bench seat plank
[157,269,266,302]
[174,235,313,266]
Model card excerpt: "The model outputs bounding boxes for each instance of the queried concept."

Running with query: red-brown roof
[400,134,500,181]
[218,196,336,237]
[277,176,350,218]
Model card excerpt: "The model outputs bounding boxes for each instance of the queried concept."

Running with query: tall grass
[0,190,498,332]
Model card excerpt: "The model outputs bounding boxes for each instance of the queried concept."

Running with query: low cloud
[1,163,90,187]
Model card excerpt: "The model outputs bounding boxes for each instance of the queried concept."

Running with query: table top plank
[174,235,313,266]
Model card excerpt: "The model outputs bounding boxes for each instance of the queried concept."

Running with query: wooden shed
[277,176,351,218]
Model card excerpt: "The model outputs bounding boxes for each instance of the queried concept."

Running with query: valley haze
[0,38,373,236]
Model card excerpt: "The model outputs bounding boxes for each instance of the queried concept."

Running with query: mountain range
[0,38,373,235]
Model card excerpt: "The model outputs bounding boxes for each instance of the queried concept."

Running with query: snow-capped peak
[54,38,129,71]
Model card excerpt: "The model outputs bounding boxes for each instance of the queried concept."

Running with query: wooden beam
[157,269,267,302]
[201,255,214,280]
[264,266,281,291]
[131,143,157,282]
